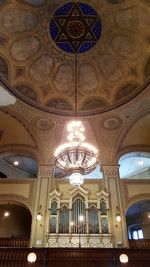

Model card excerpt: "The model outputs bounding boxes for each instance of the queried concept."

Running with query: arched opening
[118,152,150,179]
[0,202,32,247]
[126,200,150,248]
[0,154,38,178]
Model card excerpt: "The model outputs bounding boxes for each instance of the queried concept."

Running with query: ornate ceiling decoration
[0,0,150,116]
[50,2,102,53]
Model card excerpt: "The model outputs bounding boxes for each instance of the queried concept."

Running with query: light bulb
[27,253,37,263]
[138,159,143,165]
[70,221,74,226]
[37,213,42,221]
[119,254,129,263]
[4,211,10,217]
[79,215,84,222]
[69,172,84,187]
[116,215,121,222]
[14,161,19,166]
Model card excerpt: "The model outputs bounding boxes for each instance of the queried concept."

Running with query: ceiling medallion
[50,2,102,53]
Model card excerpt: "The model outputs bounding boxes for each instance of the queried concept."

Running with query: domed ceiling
[0,0,150,116]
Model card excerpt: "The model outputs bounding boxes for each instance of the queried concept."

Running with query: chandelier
[54,120,98,186]
[52,2,101,186]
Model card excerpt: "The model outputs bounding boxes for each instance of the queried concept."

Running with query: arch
[125,195,150,212]
[125,199,150,241]
[117,145,150,162]
[0,109,42,157]
[0,109,38,149]
[0,201,32,239]
[46,98,73,111]
[15,84,38,103]
[81,97,108,111]
[0,146,38,178]
[113,109,150,162]
[0,194,33,213]
[118,151,150,179]
[0,145,39,161]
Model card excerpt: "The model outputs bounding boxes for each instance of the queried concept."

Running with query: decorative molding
[96,190,109,199]
[126,193,150,210]
[49,189,62,199]
[0,193,32,212]
[69,186,89,197]
[101,116,123,131]
[101,165,119,178]
[38,165,53,177]
[0,144,39,161]
[0,179,36,212]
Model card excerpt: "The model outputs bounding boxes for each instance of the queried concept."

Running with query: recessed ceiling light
[14,161,19,166]
[4,211,10,217]
[138,159,143,165]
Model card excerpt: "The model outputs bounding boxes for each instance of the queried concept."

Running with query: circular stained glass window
[50,2,102,53]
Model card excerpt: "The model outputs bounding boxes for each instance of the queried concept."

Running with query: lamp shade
[119,254,129,263]
[69,172,84,187]
[27,252,37,263]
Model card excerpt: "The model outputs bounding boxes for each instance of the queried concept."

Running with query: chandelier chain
[75,53,78,119]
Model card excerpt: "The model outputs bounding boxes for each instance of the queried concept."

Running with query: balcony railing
[45,233,112,248]
[0,238,29,248]
[0,248,150,267]
[129,239,150,249]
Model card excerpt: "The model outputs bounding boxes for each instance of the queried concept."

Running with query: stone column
[30,164,54,247]
[101,165,128,248]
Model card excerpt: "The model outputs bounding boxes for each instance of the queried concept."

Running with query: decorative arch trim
[0,144,39,162]
[0,193,32,213]
[125,194,150,213]
[117,145,150,162]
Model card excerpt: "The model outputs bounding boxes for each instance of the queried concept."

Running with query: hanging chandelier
[54,120,98,186]
[51,2,101,186]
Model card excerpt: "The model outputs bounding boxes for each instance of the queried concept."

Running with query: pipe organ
[46,187,112,248]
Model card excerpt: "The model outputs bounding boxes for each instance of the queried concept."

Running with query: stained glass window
[50,2,102,53]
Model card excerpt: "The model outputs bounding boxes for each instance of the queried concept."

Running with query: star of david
[51,2,101,53]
